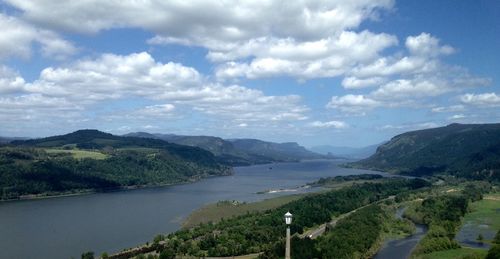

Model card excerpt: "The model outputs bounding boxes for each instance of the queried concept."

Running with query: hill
[351,123,500,180]
[125,132,323,165]
[229,138,322,161]
[0,136,28,144]
[0,130,231,200]
[310,143,382,159]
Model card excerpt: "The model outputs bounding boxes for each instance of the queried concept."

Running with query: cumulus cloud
[308,120,348,129]
[460,93,500,107]
[0,66,27,94]
[5,0,394,40]
[0,52,309,127]
[0,13,77,60]
[405,33,454,57]
[371,78,449,99]
[133,104,176,117]
[4,0,399,81]
[341,76,386,89]
[326,94,380,114]
[214,30,398,80]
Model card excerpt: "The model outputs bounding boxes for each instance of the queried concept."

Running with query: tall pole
[285,226,291,259]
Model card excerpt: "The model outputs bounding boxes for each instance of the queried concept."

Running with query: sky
[0,0,499,147]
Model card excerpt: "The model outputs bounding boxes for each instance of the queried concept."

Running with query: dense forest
[122,178,430,258]
[0,130,231,200]
[404,183,492,256]
[351,123,500,181]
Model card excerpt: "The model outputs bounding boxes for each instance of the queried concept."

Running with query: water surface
[374,207,428,259]
[0,159,383,259]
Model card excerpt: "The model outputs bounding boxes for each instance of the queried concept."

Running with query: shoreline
[0,159,344,203]
[0,172,231,203]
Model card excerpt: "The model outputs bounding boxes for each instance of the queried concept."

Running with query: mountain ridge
[124,132,324,165]
[351,123,500,180]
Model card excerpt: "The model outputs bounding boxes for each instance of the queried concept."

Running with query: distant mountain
[351,123,500,180]
[2,130,230,200]
[0,136,28,144]
[310,143,383,159]
[125,132,324,165]
[229,138,322,161]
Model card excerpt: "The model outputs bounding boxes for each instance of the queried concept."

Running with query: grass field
[45,149,108,160]
[182,194,307,228]
[467,193,500,230]
[417,247,488,259]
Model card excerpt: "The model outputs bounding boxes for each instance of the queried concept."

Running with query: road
[300,195,395,239]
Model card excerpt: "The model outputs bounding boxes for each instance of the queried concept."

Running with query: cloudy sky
[0,0,499,147]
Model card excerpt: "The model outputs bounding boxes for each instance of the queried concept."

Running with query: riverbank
[0,172,232,202]
[183,194,308,228]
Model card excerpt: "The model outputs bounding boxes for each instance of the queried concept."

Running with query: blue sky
[0,0,499,147]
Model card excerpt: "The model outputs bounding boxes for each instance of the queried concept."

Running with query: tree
[81,251,94,259]
[486,245,500,259]
[477,233,484,243]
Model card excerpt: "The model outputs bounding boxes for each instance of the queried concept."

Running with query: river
[0,159,384,259]
[374,207,428,259]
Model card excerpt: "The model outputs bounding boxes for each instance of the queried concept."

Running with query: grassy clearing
[45,149,108,160]
[417,247,487,259]
[182,194,307,228]
[466,193,500,230]
[320,179,382,189]
[116,147,159,153]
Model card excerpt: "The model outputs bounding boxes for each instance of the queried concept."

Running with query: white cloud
[27,52,201,101]
[447,114,466,120]
[0,52,310,127]
[341,76,385,89]
[133,104,175,117]
[405,33,454,57]
[460,93,500,107]
[0,66,27,94]
[326,94,379,114]
[431,105,465,113]
[215,31,397,80]
[371,78,449,99]
[378,122,439,131]
[0,13,76,60]
[6,0,394,40]
[5,0,399,81]
[308,120,348,129]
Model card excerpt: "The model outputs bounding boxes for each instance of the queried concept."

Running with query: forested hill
[13,129,219,166]
[351,123,500,180]
[0,130,231,200]
[125,132,324,165]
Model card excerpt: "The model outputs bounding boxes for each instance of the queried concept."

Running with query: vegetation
[44,148,108,160]
[125,132,324,166]
[0,130,231,200]
[417,248,487,259]
[462,192,500,232]
[351,123,500,181]
[183,194,306,228]
[311,174,384,187]
[485,230,500,259]
[409,184,493,257]
[131,179,429,258]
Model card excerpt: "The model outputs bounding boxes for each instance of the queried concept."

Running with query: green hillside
[351,123,500,180]
[0,130,231,200]
[125,132,324,165]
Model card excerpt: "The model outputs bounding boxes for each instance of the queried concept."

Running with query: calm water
[455,221,496,249]
[0,159,383,259]
[374,207,428,259]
